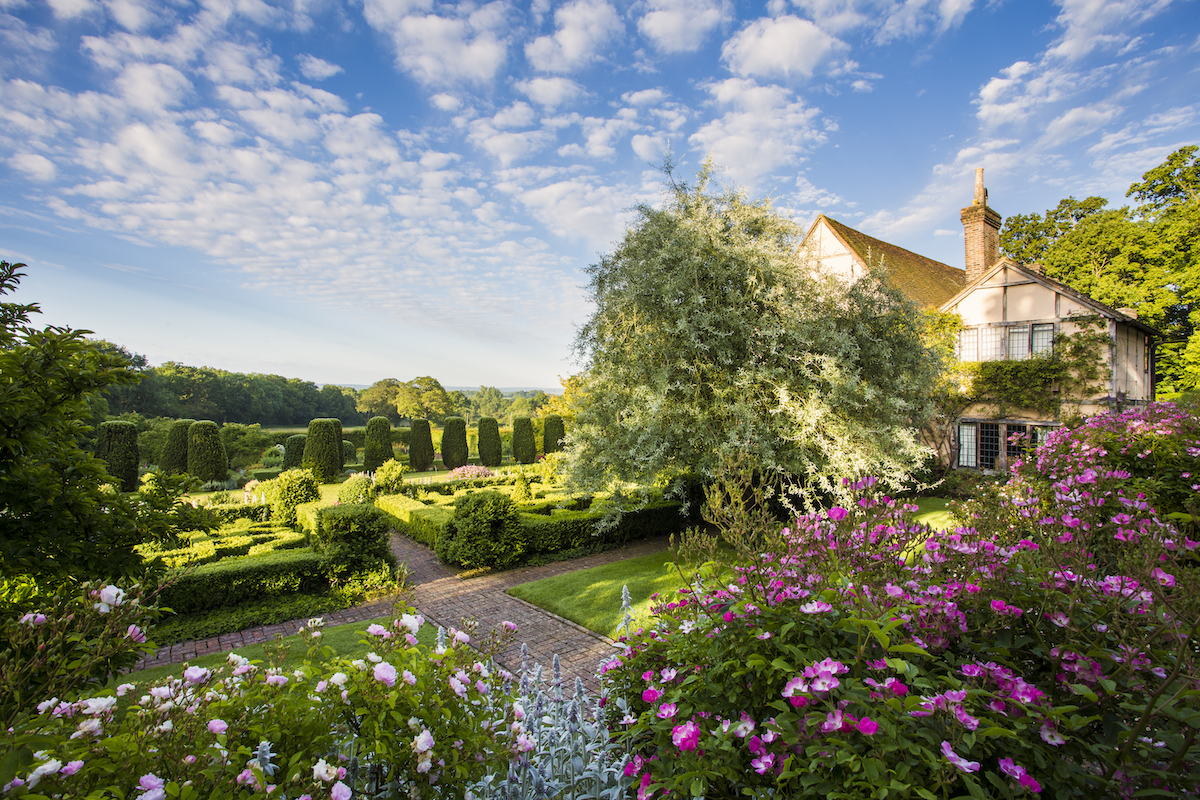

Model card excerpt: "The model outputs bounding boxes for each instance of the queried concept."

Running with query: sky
[0,0,1197,390]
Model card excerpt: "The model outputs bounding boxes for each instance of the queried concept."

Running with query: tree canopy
[564,163,941,508]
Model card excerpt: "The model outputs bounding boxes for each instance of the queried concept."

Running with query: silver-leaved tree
[564,162,943,511]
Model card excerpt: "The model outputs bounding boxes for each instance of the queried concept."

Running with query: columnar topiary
[187,421,228,482]
[363,416,393,472]
[96,420,139,492]
[409,419,434,472]
[512,417,536,464]
[477,417,502,467]
[342,439,356,465]
[441,416,468,469]
[302,418,344,484]
[542,414,565,455]
[160,418,195,474]
[283,434,306,469]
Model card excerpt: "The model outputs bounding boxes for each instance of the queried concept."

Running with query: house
[804,168,1160,472]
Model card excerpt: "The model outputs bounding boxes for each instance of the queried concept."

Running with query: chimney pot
[962,168,1001,282]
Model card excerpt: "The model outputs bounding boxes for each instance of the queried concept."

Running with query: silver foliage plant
[466,647,633,800]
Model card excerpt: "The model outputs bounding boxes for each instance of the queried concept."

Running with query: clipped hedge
[282,434,306,469]
[543,414,565,454]
[337,473,375,505]
[157,549,327,615]
[313,504,395,577]
[374,494,453,547]
[208,502,271,524]
[363,416,393,472]
[187,421,228,482]
[97,420,139,492]
[409,419,435,472]
[160,418,195,474]
[437,491,524,568]
[441,416,469,470]
[512,417,536,464]
[303,418,343,483]
[477,417,502,467]
[342,439,356,465]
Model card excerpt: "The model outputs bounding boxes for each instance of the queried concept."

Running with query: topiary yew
[542,414,565,455]
[303,418,343,484]
[363,416,393,472]
[342,439,356,465]
[283,434,306,470]
[409,419,434,472]
[96,420,139,492]
[477,417,502,467]
[441,416,468,470]
[512,417,536,464]
[160,419,194,474]
[187,421,228,482]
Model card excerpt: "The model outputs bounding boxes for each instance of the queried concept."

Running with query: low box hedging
[295,500,323,537]
[209,502,271,524]
[158,549,327,615]
[374,494,453,547]
[212,535,254,560]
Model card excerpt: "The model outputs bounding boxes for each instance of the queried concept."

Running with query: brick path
[139,534,674,692]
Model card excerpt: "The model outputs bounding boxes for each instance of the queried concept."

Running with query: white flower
[227,653,249,667]
[351,660,367,671]
[94,585,126,614]
[329,672,348,687]
[413,729,435,753]
[82,696,117,715]
[367,652,382,664]
[313,758,338,782]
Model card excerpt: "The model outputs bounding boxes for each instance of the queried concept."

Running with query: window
[958,423,977,468]
[980,327,1004,361]
[958,323,1055,362]
[1007,424,1029,461]
[1031,323,1054,356]
[958,328,979,362]
[1007,325,1030,360]
[979,423,1000,470]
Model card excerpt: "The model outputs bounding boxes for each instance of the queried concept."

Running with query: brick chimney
[960,168,1002,283]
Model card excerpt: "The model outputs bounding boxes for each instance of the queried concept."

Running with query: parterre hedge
[157,549,327,615]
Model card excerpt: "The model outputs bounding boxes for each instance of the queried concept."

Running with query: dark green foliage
[409,419,435,472]
[477,417,502,467]
[362,417,394,471]
[157,549,327,615]
[220,422,273,470]
[314,504,396,579]
[437,491,524,568]
[441,416,468,469]
[512,417,536,464]
[342,439,356,465]
[302,418,343,483]
[337,473,374,505]
[542,414,565,454]
[187,420,228,482]
[283,434,306,469]
[96,420,139,492]
[160,418,195,474]
[261,468,320,527]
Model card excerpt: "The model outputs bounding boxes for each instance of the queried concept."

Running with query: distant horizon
[3,1,1196,386]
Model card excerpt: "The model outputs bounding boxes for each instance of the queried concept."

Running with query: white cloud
[104,0,161,33]
[637,0,731,54]
[297,54,343,81]
[630,133,666,162]
[114,62,192,113]
[622,88,666,105]
[1040,102,1121,146]
[429,92,461,111]
[1047,0,1172,62]
[492,101,536,129]
[8,152,55,180]
[467,116,554,166]
[47,0,96,19]
[513,175,641,250]
[525,0,623,73]
[690,78,825,182]
[1088,105,1197,153]
[559,110,640,159]
[721,15,845,80]
[363,0,510,85]
[514,77,584,109]
[790,0,975,42]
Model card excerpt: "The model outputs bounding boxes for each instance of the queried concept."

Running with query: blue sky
[1,0,1197,389]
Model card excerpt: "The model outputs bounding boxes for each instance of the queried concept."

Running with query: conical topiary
[441,416,468,469]
[477,417,502,467]
[161,418,195,474]
[363,416,393,472]
[187,421,228,482]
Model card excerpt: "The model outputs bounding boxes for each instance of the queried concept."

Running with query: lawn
[508,497,959,638]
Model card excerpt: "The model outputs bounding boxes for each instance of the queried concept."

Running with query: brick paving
[138,533,673,692]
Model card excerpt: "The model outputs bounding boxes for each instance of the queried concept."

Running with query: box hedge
[96,420,139,492]
[512,417,536,464]
[363,416,393,472]
[157,549,328,615]
[441,416,469,469]
[282,434,306,469]
[160,418,195,474]
[374,494,453,547]
[409,419,435,472]
[303,418,343,483]
[187,421,228,482]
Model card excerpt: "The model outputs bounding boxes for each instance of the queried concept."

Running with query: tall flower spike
[621,584,633,638]
[436,625,446,650]
[553,654,563,701]
[250,740,278,776]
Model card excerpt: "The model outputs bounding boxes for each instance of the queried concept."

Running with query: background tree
[394,376,454,422]
[477,417,502,467]
[447,390,472,423]
[441,416,469,469]
[512,417,536,464]
[541,374,584,423]
[565,162,940,508]
[409,419,435,472]
[362,416,393,472]
[472,386,505,419]
[1000,196,1109,264]
[355,379,403,423]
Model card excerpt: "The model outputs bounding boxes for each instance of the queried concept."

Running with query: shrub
[283,433,306,469]
[512,417,536,464]
[512,470,532,502]
[447,465,492,480]
[337,472,375,505]
[220,422,273,471]
[437,491,524,568]
[441,416,469,469]
[363,416,393,472]
[96,420,139,492]
[313,503,396,579]
[160,418,194,473]
[302,418,343,483]
[187,420,228,482]
[409,419,435,472]
[374,458,410,494]
[375,493,452,547]
[477,417,502,467]
[260,468,320,527]
[542,413,565,455]
[342,439,356,464]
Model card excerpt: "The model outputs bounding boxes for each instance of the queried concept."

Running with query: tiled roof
[816,215,968,308]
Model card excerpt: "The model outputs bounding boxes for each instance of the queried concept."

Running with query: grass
[114,610,435,691]
[508,497,961,638]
